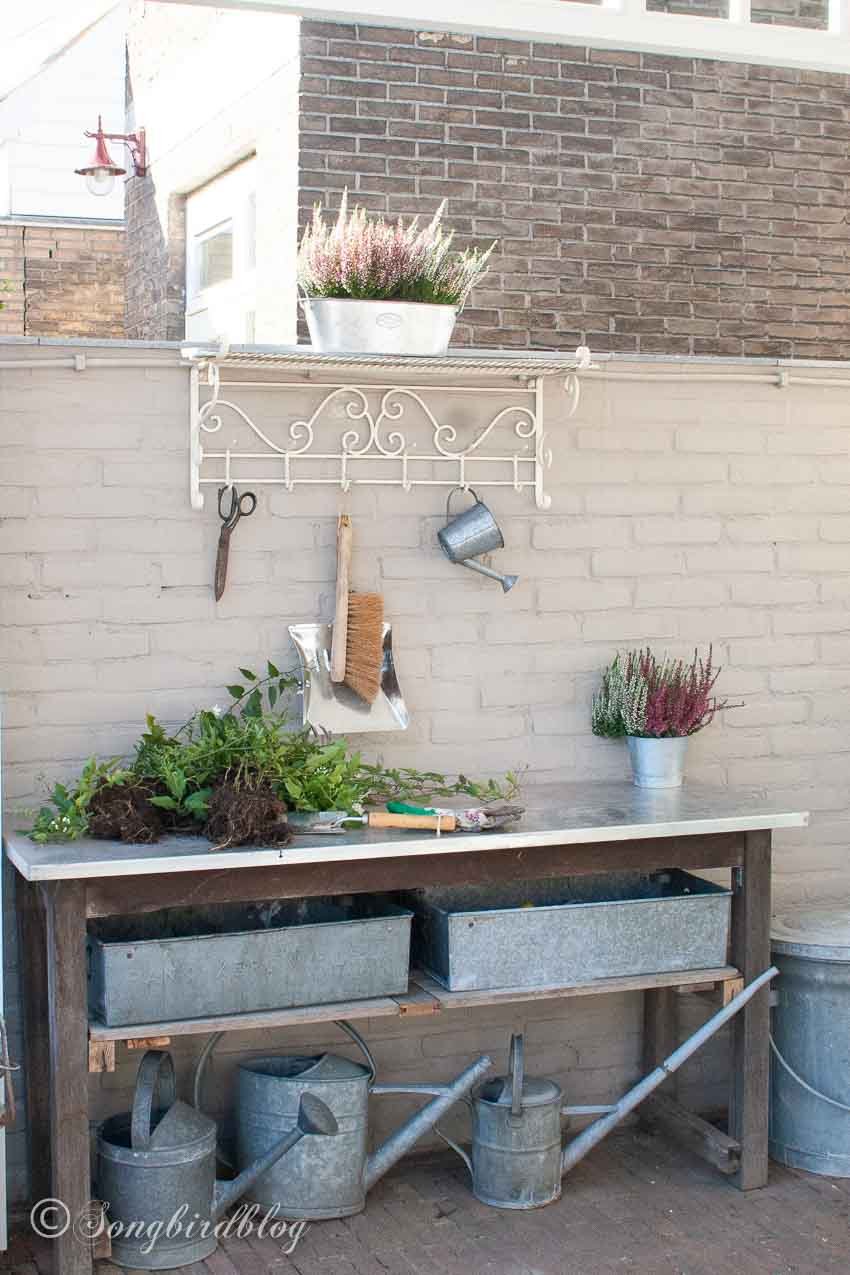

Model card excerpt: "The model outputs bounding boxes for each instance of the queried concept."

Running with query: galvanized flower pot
[627,736,689,788]
[302,297,458,356]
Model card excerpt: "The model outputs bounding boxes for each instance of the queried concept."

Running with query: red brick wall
[0,222,125,339]
[299,22,850,357]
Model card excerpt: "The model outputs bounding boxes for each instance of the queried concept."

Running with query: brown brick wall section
[0,223,125,339]
[124,172,186,341]
[299,22,850,357]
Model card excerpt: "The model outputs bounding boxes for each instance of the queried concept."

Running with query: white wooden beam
[150,0,850,73]
[828,0,850,33]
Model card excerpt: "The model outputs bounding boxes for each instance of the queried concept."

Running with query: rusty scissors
[214,485,257,600]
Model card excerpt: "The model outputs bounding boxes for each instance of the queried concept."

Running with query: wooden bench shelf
[409,965,742,1011]
[87,964,742,1070]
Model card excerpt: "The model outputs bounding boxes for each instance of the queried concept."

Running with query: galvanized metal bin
[88,898,413,1027]
[405,870,731,992]
[770,904,850,1176]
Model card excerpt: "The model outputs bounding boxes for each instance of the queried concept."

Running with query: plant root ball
[204,780,291,851]
[89,781,165,844]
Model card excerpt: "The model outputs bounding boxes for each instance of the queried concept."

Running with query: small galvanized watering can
[97,1050,338,1269]
[440,970,780,1210]
[437,1034,570,1209]
[437,487,519,593]
[234,1020,491,1220]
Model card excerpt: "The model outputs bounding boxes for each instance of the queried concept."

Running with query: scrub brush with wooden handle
[330,514,384,704]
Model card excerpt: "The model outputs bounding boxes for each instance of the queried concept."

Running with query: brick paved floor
[3,1127,849,1274]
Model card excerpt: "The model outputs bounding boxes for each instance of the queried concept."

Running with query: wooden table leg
[18,878,51,1206]
[643,986,679,1101]
[729,829,772,1191]
[44,880,92,1275]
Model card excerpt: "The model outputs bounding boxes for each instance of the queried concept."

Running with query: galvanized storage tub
[770,904,850,1176]
[88,898,413,1027]
[405,871,731,992]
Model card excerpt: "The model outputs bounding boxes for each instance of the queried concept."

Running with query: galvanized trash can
[770,904,850,1176]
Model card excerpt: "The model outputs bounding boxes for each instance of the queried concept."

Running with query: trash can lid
[772,903,850,961]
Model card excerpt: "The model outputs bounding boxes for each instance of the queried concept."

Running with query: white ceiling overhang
[150,0,850,74]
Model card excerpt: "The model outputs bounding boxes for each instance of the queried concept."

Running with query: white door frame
[185,158,258,345]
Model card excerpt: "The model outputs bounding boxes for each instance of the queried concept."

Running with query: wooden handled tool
[331,514,353,682]
[366,811,457,832]
[288,810,458,835]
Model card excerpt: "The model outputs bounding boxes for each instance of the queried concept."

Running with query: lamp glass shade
[84,167,116,197]
[75,127,126,196]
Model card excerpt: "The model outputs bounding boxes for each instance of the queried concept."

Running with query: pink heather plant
[297,193,496,307]
[592,646,738,739]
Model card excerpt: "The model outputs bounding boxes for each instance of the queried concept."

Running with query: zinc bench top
[4,781,808,883]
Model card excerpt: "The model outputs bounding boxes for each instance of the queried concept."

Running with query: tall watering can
[97,1050,337,1269]
[233,1020,491,1220]
[437,487,519,593]
[440,969,778,1210]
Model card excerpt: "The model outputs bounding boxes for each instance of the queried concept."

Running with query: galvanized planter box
[88,898,413,1027]
[405,871,731,992]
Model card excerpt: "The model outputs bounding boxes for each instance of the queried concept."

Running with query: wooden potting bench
[6,782,807,1275]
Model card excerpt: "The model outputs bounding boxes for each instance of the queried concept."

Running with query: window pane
[751,0,828,27]
[646,0,728,13]
[199,228,233,288]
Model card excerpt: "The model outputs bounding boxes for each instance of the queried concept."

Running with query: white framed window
[186,157,257,343]
[155,1,850,75]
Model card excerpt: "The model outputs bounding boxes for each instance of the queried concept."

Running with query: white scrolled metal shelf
[186,345,594,511]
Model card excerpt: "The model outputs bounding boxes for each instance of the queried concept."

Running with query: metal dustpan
[288,621,409,735]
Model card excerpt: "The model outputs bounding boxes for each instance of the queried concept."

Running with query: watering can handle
[445,486,479,522]
[509,1033,524,1117]
[131,1050,177,1151]
[433,1123,473,1176]
[334,1020,377,1085]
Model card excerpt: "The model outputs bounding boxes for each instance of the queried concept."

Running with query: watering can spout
[458,558,518,593]
[560,965,779,1179]
[364,1054,491,1191]
[212,1093,338,1221]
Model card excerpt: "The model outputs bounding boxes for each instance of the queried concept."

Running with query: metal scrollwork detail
[190,358,591,511]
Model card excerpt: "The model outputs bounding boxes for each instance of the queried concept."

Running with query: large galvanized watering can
[439,968,778,1210]
[437,487,519,593]
[97,1050,338,1269]
[234,1020,491,1220]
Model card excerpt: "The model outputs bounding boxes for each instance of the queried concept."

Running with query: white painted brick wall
[3,341,850,1205]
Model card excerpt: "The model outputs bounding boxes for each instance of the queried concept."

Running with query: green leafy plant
[22,659,519,844]
[26,757,132,843]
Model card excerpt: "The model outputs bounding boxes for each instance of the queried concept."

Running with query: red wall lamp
[75,116,147,196]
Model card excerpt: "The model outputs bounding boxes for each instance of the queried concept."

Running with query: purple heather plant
[297,193,495,307]
[592,646,738,739]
